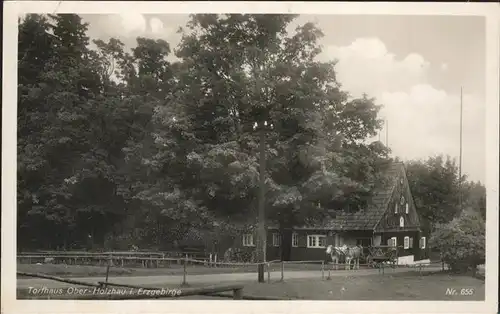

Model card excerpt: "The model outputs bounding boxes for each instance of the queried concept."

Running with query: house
[234,162,430,265]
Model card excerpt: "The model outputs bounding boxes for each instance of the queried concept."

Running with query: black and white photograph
[3,2,499,314]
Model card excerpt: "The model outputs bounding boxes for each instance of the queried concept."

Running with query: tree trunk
[279,224,284,261]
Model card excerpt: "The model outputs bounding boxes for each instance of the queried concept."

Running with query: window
[394,203,398,214]
[404,236,410,249]
[292,233,299,247]
[272,232,280,247]
[390,237,397,247]
[409,237,413,248]
[307,235,326,248]
[400,196,405,206]
[399,216,405,228]
[420,236,426,249]
[242,234,254,247]
[405,202,409,214]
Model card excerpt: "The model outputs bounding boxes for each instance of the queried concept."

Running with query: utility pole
[385,119,389,148]
[256,123,267,283]
[459,87,463,211]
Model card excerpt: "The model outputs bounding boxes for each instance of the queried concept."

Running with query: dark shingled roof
[292,162,404,231]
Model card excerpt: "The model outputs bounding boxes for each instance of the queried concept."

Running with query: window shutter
[292,233,299,247]
[419,237,427,249]
[404,236,409,249]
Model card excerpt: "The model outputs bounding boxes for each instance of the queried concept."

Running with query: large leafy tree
[18,14,128,249]
[430,208,485,274]
[17,14,59,249]
[461,180,486,220]
[405,155,474,232]
[108,36,192,248]
[151,14,389,234]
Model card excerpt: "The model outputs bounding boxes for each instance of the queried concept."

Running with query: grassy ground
[239,272,485,300]
[17,270,484,300]
[182,271,485,300]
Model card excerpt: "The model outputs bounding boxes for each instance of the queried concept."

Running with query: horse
[326,244,364,270]
[326,245,347,270]
[344,245,364,270]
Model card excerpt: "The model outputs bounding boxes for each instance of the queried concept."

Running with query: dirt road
[17,266,441,289]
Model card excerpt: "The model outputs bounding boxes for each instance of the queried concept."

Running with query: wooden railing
[17,251,216,268]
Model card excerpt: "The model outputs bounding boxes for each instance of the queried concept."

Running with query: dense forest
[17,14,485,255]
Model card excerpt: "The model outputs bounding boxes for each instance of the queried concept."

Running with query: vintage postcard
[2,1,499,313]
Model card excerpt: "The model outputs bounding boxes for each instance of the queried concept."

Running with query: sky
[80,13,486,183]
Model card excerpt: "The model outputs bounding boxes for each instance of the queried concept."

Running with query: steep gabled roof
[293,162,404,231]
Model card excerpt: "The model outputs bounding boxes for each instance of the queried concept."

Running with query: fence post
[214,253,217,268]
[104,260,110,289]
[280,261,284,282]
[267,262,271,283]
[182,254,188,286]
[321,261,325,280]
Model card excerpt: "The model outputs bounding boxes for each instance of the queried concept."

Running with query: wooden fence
[17,251,217,268]
[17,250,444,286]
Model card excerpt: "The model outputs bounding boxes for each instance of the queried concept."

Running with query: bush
[430,209,485,274]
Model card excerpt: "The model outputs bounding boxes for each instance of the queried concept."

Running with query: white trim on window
[420,236,426,249]
[242,233,254,247]
[405,203,409,214]
[272,232,280,247]
[404,236,410,249]
[307,235,326,248]
[291,232,299,247]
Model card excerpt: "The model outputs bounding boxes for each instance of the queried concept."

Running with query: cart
[366,245,398,273]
